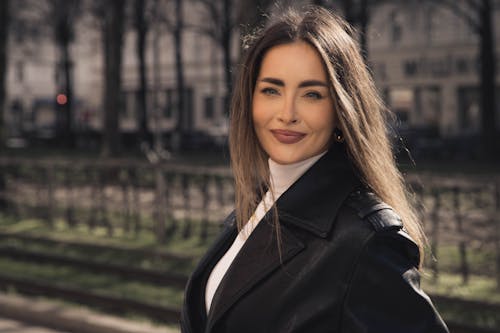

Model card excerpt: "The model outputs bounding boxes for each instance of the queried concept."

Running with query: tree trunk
[173,0,185,150]
[359,0,369,61]
[102,0,124,157]
[221,0,232,114]
[0,0,9,211]
[62,39,73,145]
[0,0,9,149]
[54,0,76,147]
[238,0,272,35]
[479,0,497,159]
[341,0,370,59]
[134,0,149,145]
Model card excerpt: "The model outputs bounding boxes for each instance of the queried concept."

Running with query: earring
[333,128,345,143]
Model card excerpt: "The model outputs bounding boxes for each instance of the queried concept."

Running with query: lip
[270,129,306,144]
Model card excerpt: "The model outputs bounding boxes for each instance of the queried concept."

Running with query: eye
[260,87,280,96]
[304,91,323,100]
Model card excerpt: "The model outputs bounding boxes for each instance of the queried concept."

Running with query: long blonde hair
[229,6,425,264]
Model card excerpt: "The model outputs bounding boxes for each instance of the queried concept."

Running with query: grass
[422,272,500,303]
[422,273,500,329]
[0,214,219,277]
[0,257,184,308]
[1,213,500,329]
[0,213,217,259]
[424,244,498,277]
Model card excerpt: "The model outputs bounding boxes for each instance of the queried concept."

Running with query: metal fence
[0,158,234,244]
[0,157,499,288]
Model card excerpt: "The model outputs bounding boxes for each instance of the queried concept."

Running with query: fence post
[98,168,111,236]
[65,166,76,227]
[46,165,55,227]
[0,162,6,211]
[430,187,441,283]
[200,175,210,243]
[154,164,166,243]
[164,172,177,239]
[453,186,469,285]
[128,168,141,236]
[182,174,192,239]
[121,168,131,234]
[495,180,500,291]
[87,167,97,230]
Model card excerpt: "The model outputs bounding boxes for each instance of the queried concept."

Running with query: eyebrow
[259,77,328,88]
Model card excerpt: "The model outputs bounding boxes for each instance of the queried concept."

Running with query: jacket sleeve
[341,230,449,333]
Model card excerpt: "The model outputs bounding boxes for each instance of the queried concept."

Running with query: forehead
[258,41,328,81]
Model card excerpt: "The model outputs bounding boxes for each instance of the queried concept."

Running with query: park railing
[0,157,499,288]
[0,157,234,244]
[408,173,500,288]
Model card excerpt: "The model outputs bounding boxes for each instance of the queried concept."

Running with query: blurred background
[0,0,499,332]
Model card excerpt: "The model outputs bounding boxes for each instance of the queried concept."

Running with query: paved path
[0,317,70,333]
[0,293,179,333]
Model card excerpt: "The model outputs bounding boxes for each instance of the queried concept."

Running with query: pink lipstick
[271,129,306,144]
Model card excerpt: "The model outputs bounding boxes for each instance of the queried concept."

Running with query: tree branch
[195,0,221,39]
[183,23,218,42]
[431,0,481,33]
[464,0,482,11]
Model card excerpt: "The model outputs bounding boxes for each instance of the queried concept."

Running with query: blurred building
[5,0,238,148]
[4,1,500,151]
[368,2,500,157]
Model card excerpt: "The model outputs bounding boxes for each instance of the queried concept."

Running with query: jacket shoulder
[344,189,404,233]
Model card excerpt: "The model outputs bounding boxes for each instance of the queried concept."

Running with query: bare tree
[422,0,498,158]
[173,0,185,149]
[238,0,273,47]
[101,0,125,157]
[150,0,186,151]
[191,0,236,114]
[316,0,374,59]
[0,0,9,211]
[53,0,80,147]
[0,0,9,148]
[2,0,80,146]
[134,0,151,145]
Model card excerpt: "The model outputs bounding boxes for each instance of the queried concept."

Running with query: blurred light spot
[57,94,68,105]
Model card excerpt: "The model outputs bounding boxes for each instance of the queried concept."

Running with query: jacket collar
[276,143,361,238]
[206,216,304,331]
[185,144,361,332]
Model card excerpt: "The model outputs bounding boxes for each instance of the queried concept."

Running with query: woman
[182,6,449,333]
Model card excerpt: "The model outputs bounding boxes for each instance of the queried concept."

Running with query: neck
[268,151,327,198]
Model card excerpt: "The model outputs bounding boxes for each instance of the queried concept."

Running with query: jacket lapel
[201,144,360,331]
[277,143,361,237]
[183,213,237,332]
[206,214,305,331]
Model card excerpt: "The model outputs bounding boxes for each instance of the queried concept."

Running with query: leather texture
[181,144,449,333]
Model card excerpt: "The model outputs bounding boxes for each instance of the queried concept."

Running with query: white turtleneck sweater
[204,151,327,313]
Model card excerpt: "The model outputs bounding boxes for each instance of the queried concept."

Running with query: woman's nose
[277,98,298,124]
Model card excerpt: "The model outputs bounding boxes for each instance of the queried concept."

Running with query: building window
[221,95,230,115]
[164,87,194,127]
[414,86,441,128]
[204,96,215,119]
[16,61,24,83]
[389,87,414,127]
[156,89,167,118]
[457,87,480,134]
[121,91,135,119]
[390,10,403,44]
[165,89,175,118]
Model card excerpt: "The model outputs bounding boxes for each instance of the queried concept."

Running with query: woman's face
[252,41,336,165]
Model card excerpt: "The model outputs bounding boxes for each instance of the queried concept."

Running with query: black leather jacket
[182,145,449,333]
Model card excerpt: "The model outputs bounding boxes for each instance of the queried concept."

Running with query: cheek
[309,106,335,135]
[252,99,267,130]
